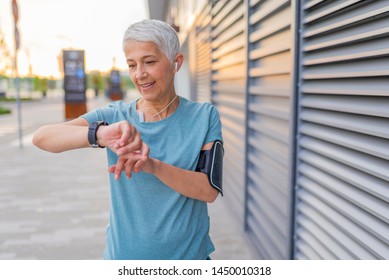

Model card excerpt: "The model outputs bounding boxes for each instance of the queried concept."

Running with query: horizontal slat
[248,103,289,121]
[212,48,246,70]
[250,20,290,43]
[304,48,389,65]
[248,133,289,168]
[250,45,290,60]
[300,136,389,182]
[304,0,327,10]
[212,18,245,49]
[300,109,389,138]
[298,178,389,259]
[213,2,244,38]
[299,147,389,202]
[297,206,364,259]
[301,95,389,117]
[304,26,389,52]
[298,187,382,260]
[303,57,389,79]
[301,78,389,96]
[212,64,246,80]
[247,174,289,225]
[248,151,289,196]
[249,0,289,25]
[248,116,289,144]
[304,0,364,24]
[296,219,341,259]
[212,83,245,94]
[212,0,241,28]
[246,201,286,258]
[249,84,290,97]
[212,33,245,59]
[305,4,389,38]
[300,123,389,160]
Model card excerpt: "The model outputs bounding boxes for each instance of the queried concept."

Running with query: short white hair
[123,19,180,63]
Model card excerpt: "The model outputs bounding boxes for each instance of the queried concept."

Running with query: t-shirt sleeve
[80,103,121,125]
[80,108,105,124]
[204,105,223,144]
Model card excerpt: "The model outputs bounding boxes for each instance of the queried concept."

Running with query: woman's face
[124,41,175,102]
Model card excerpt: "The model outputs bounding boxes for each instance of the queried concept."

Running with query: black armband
[195,140,224,196]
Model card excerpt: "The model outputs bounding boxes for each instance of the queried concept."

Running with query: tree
[0,27,13,77]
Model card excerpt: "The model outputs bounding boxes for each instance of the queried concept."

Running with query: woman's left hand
[108,142,153,179]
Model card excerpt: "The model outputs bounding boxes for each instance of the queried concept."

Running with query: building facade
[147,0,389,259]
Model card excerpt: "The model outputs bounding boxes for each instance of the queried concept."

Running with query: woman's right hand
[97,120,142,154]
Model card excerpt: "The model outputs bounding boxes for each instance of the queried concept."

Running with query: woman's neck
[137,94,179,122]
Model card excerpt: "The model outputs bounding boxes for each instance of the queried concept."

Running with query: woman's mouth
[140,82,156,89]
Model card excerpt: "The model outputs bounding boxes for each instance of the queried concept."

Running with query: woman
[33,19,223,260]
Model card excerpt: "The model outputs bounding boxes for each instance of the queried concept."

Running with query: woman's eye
[128,65,136,69]
[145,61,155,65]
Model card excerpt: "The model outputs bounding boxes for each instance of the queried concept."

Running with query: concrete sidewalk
[0,94,254,260]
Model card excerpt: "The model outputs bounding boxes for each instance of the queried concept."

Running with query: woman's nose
[136,67,147,79]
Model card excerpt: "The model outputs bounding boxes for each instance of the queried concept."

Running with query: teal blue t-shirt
[81,96,223,260]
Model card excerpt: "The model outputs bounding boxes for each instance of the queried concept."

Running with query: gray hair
[122,19,180,63]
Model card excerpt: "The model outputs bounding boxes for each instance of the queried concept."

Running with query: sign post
[108,69,123,100]
[12,0,23,149]
[62,50,87,119]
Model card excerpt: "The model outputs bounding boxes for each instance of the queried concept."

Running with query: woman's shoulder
[180,96,216,113]
[108,100,132,111]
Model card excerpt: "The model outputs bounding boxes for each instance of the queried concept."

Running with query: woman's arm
[33,119,141,154]
[110,142,220,203]
[32,118,90,153]
[151,159,219,203]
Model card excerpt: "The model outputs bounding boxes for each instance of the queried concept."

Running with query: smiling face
[124,40,178,103]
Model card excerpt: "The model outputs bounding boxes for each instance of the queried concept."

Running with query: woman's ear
[173,53,184,73]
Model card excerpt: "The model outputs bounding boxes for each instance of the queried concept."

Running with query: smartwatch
[88,121,108,148]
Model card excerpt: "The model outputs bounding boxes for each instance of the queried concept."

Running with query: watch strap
[88,121,108,148]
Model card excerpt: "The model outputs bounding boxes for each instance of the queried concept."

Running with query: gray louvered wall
[246,0,295,259]
[294,0,389,259]
[211,0,247,224]
[196,2,213,103]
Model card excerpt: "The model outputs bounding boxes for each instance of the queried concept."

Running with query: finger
[140,141,150,158]
[108,165,116,173]
[119,121,136,147]
[117,132,142,156]
[134,142,150,172]
[133,159,145,173]
[114,157,126,180]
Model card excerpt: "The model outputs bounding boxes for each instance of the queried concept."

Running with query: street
[0,93,254,259]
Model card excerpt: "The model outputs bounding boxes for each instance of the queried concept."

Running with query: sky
[0,0,148,78]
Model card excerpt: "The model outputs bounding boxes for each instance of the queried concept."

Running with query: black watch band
[88,121,108,148]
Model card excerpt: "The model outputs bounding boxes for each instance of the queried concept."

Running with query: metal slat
[300,123,389,160]
[301,78,389,96]
[295,0,389,260]
[301,95,389,118]
[298,178,389,259]
[300,109,389,139]
[300,136,389,182]
[297,191,377,259]
[305,4,389,38]
[299,147,389,202]
[211,0,246,229]
[246,0,293,260]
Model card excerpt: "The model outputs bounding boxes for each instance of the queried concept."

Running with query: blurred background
[0,0,388,260]
[0,0,254,260]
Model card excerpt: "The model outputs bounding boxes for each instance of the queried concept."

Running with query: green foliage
[0,106,11,114]
[87,71,105,90]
